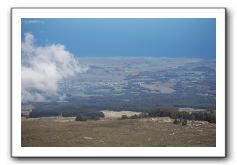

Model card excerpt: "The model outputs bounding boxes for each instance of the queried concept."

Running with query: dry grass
[101,110,142,119]
[22,117,216,147]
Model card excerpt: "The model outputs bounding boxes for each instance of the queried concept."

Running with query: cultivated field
[22,117,216,147]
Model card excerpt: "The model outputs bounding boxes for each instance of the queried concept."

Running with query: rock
[83,137,94,140]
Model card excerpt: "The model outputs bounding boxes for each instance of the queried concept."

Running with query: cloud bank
[22,33,88,103]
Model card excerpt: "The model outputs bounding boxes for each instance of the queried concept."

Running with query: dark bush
[90,116,101,120]
[139,112,148,118]
[129,114,138,119]
[182,119,187,126]
[120,115,128,120]
[173,119,181,124]
[148,107,216,124]
[75,115,88,121]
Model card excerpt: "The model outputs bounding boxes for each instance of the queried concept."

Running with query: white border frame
[11,8,226,157]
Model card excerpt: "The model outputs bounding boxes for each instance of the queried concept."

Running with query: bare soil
[101,110,142,119]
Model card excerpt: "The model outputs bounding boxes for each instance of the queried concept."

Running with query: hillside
[22,117,215,147]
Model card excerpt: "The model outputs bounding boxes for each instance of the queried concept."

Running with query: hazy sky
[21,18,216,59]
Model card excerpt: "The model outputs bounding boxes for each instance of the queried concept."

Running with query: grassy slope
[22,118,216,147]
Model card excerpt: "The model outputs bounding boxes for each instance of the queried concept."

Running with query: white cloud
[21,33,88,103]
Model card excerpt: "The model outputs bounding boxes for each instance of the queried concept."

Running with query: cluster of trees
[119,113,148,120]
[27,100,215,124]
[29,104,104,120]
[75,112,104,121]
[147,107,216,123]
[119,107,216,124]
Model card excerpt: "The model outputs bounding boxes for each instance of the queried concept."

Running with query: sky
[21,18,216,103]
[21,18,216,59]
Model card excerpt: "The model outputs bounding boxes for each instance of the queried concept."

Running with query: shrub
[90,116,100,120]
[173,119,181,124]
[120,115,128,120]
[75,115,88,121]
[182,119,187,126]
[139,112,148,118]
[129,114,138,119]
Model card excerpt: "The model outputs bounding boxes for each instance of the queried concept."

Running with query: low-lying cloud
[22,33,88,103]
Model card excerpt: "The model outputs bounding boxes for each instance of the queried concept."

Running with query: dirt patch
[141,117,174,123]
[101,110,142,119]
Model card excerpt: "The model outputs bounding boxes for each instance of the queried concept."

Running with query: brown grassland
[21,117,216,147]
